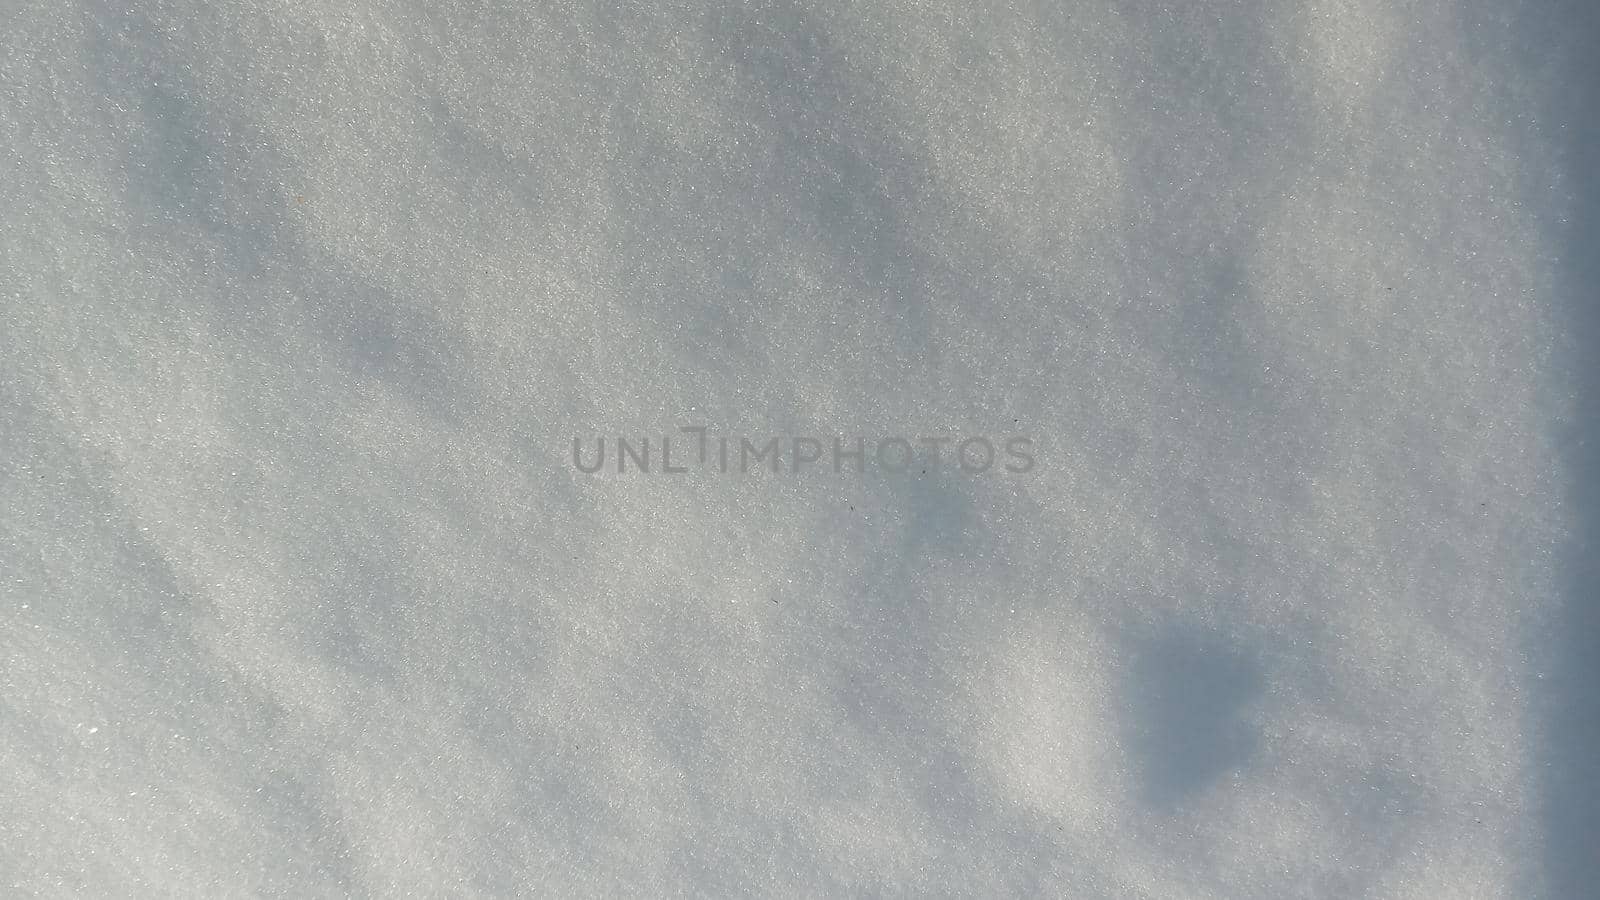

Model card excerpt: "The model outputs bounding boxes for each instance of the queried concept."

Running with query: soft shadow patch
[1122,625,1265,808]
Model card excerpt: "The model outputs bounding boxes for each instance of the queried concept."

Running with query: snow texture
[2,0,1597,897]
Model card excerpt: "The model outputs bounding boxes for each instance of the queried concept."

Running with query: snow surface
[2,0,1596,897]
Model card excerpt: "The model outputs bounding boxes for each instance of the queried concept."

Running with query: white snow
[1,0,1595,896]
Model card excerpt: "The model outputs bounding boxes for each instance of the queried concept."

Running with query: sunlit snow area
[2,0,1597,896]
